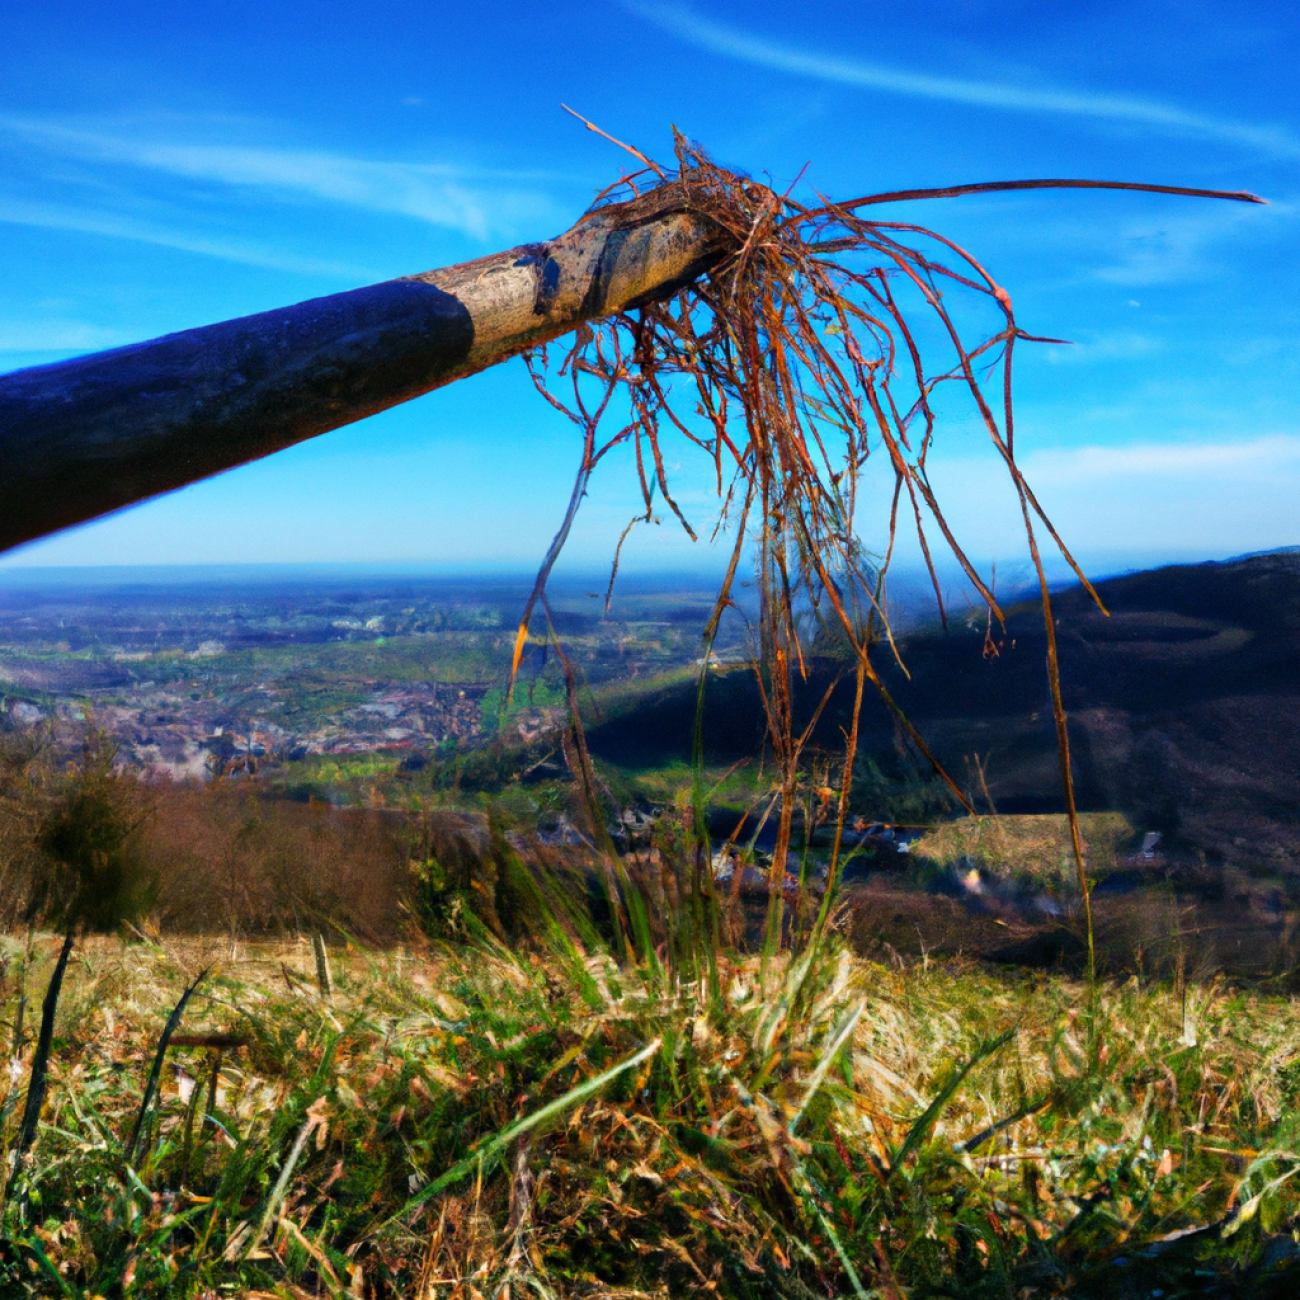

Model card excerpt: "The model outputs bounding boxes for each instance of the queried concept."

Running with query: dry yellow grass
[910,811,1135,884]
[1,929,1298,1295]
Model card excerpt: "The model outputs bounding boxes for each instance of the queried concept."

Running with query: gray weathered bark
[0,185,727,554]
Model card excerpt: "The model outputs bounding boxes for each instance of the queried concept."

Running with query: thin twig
[561,104,666,178]
[830,177,1265,212]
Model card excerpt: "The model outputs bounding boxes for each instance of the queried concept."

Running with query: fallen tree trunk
[0,184,729,554]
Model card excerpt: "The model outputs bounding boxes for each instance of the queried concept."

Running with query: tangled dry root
[515,130,1262,975]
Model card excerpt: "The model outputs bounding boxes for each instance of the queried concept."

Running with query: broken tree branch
[0,185,730,554]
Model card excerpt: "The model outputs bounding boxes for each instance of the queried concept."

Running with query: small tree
[32,728,156,933]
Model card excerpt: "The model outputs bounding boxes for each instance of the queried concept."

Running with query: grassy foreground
[0,932,1298,1298]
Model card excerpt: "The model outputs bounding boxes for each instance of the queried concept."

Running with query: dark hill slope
[586,552,1300,871]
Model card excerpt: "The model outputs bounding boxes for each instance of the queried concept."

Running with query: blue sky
[1,0,1296,584]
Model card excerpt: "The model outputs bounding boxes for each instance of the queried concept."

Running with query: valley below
[2,552,1299,979]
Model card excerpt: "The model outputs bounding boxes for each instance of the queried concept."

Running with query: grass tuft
[0,932,1297,1296]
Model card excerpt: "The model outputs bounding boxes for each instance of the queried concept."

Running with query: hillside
[588,550,1300,873]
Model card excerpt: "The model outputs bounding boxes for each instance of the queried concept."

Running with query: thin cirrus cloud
[0,116,566,245]
[0,194,372,279]
[1020,434,1300,485]
[909,434,1300,562]
[0,318,132,356]
[626,2,1300,158]
[1038,331,1162,365]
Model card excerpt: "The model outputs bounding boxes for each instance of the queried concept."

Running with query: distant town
[0,569,739,782]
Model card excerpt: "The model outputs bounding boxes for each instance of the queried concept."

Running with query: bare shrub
[0,727,49,923]
[144,783,412,940]
[34,729,156,932]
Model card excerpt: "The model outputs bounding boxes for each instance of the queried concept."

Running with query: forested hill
[1024,549,1300,867]
[587,550,1300,872]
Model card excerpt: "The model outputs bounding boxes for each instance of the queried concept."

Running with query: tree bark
[0,184,728,554]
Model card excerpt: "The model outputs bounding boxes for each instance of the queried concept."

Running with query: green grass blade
[395,1036,662,1218]
[7,932,74,1199]
[788,1151,871,1300]
[124,967,208,1166]
[241,1098,326,1261]
[888,1025,1017,1182]
[24,1235,83,1299]
[790,1000,863,1135]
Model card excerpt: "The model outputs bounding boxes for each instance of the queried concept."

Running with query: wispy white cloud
[1022,433,1300,484]
[888,432,1300,563]
[1089,203,1276,286]
[0,196,370,277]
[1040,331,1164,365]
[0,117,567,241]
[0,319,132,355]
[1006,199,1287,290]
[627,2,1300,157]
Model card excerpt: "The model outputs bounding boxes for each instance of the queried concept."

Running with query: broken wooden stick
[0,184,729,553]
